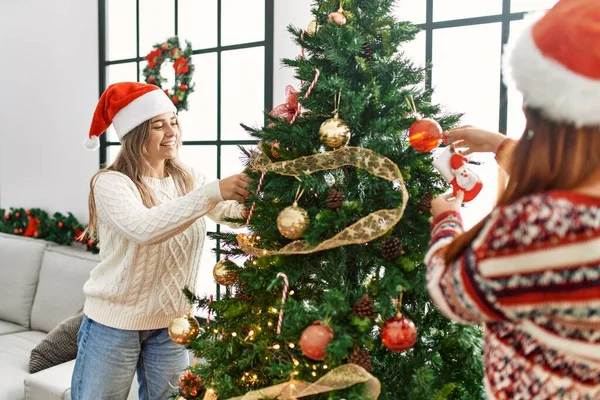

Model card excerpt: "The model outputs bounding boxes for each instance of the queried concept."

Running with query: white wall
[0,0,99,221]
[273,0,312,105]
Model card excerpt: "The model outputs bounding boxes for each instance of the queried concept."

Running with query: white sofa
[0,233,138,400]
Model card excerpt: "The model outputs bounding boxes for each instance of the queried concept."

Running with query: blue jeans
[71,315,189,400]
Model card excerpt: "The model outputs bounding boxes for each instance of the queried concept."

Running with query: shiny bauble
[319,116,351,150]
[328,8,347,25]
[381,314,417,352]
[408,118,443,152]
[213,258,239,286]
[168,314,201,345]
[277,203,309,240]
[306,20,318,35]
[300,321,334,361]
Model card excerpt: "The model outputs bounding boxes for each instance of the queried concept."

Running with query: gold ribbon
[203,364,381,400]
[238,147,408,256]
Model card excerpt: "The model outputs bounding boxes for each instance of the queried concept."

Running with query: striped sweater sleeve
[425,210,506,324]
[93,171,223,245]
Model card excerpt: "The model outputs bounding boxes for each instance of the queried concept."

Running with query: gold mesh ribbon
[238,147,408,256]
[203,364,381,400]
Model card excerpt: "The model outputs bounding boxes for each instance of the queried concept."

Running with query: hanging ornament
[213,258,239,286]
[300,321,334,361]
[405,96,443,153]
[306,20,318,35]
[381,313,417,352]
[277,203,309,239]
[381,292,417,352]
[319,90,351,150]
[277,187,309,240]
[178,370,204,399]
[432,146,483,203]
[168,314,201,345]
[328,2,347,25]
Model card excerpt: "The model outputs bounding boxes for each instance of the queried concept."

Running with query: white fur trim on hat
[502,13,600,127]
[83,135,100,150]
[112,89,177,140]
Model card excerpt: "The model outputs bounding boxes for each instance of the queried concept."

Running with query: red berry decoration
[15,212,21,218]
[408,118,443,152]
[381,314,417,352]
[58,221,64,228]
[179,83,188,91]
[300,321,334,361]
[172,95,180,104]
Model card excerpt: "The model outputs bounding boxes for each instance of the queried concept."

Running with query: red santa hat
[450,153,467,171]
[502,0,600,127]
[84,82,177,150]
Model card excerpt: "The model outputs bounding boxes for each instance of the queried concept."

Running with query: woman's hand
[219,174,252,202]
[430,191,464,220]
[446,126,507,156]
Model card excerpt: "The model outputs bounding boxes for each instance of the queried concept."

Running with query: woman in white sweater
[72,82,250,400]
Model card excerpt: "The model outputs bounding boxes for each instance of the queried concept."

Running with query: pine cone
[381,237,403,261]
[418,192,434,214]
[349,348,372,372]
[362,42,373,60]
[353,294,375,320]
[326,189,345,209]
[235,280,251,301]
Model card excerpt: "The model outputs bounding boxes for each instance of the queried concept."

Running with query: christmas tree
[172,0,484,399]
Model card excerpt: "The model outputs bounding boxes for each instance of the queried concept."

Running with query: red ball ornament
[328,8,347,25]
[58,221,64,228]
[4,214,9,220]
[172,95,180,104]
[87,240,95,248]
[179,83,188,91]
[408,118,443,152]
[15,212,21,218]
[381,314,417,352]
[300,321,334,361]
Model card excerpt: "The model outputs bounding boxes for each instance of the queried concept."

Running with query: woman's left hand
[430,191,464,219]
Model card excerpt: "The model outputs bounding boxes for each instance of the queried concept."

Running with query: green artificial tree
[176,0,484,399]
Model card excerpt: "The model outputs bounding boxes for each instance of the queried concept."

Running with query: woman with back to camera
[71,82,251,400]
[426,1,600,399]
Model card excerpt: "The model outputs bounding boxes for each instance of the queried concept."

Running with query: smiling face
[146,112,180,163]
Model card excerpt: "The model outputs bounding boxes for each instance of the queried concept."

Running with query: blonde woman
[426,2,600,399]
[72,82,250,400]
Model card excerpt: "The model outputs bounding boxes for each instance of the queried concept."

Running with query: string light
[272,343,281,350]
[267,321,273,327]
[213,329,218,334]
[289,290,295,296]
[231,332,237,337]
[288,343,296,349]
[270,307,278,313]
[323,364,328,370]
[311,371,317,377]
[312,365,317,370]
[293,358,300,366]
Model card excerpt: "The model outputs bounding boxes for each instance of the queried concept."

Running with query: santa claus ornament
[432,146,483,203]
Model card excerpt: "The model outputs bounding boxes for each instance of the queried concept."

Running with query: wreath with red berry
[143,36,195,112]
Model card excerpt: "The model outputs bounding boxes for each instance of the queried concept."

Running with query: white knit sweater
[82,169,244,330]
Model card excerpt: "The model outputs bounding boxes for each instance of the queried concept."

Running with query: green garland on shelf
[0,207,99,253]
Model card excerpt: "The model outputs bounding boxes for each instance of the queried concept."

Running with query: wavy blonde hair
[85,117,195,242]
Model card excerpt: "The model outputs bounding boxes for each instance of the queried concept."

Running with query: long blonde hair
[85,118,195,242]
[445,108,600,263]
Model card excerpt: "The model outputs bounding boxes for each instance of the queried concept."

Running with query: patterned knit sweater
[83,169,244,330]
[425,192,600,400]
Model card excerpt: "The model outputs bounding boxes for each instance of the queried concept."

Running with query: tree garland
[143,36,195,112]
[0,207,98,253]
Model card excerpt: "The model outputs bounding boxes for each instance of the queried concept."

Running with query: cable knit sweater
[83,169,244,330]
[425,192,600,399]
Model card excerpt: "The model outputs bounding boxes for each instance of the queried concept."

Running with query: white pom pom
[83,136,100,150]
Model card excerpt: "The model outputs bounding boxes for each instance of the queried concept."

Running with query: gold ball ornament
[319,116,351,149]
[168,314,200,345]
[277,202,310,239]
[213,258,239,286]
[306,20,318,35]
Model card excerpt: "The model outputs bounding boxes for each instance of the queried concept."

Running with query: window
[98,0,274,301]
[396,0,556,228]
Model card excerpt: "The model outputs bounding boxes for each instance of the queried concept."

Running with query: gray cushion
[29,312,83,373]
[30,245,98,333]
[0,320,28,335]
[0,233,47,328]
[0,330,47,400]
[24,359,75,400]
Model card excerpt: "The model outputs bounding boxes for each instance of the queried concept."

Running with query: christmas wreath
[143,36,195,112]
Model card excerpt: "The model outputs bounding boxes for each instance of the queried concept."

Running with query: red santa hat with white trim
[503,0,600,127]
[84,82,177,150]
[450,153,467,171]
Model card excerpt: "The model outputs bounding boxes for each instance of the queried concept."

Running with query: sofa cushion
[0,330,47,400]
[0,320,28,335]
[30,245,98,333]
[29,312,83,373]
[24,359,140,400]
[0,233,47,328]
